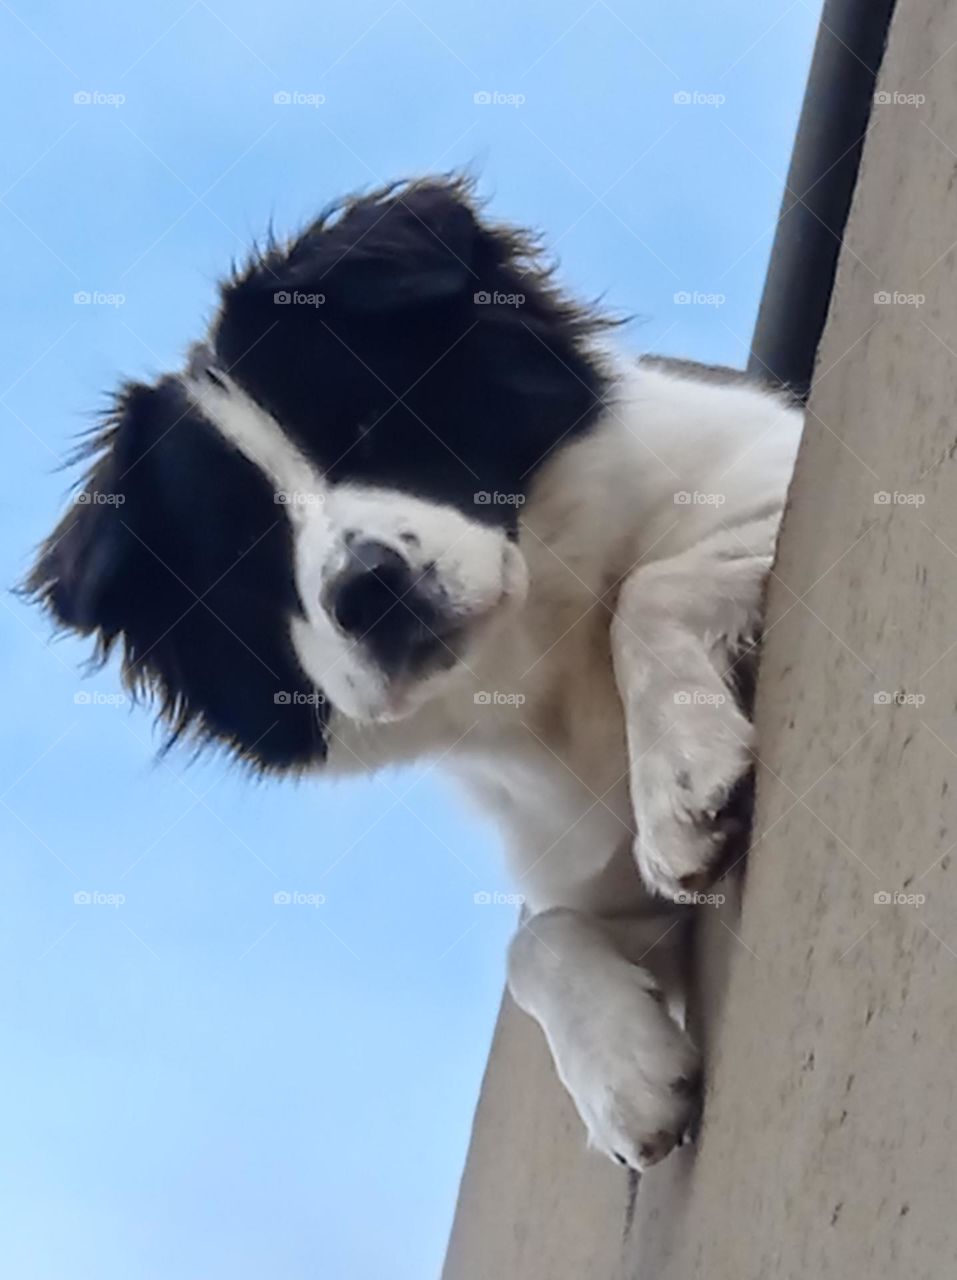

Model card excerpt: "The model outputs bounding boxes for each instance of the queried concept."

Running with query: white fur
[187,353,803,1167]
[187,368,323,516]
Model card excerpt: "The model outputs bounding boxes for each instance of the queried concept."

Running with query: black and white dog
[28,177,802,1171]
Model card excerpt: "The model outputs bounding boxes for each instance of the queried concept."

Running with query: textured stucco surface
[444,3,957,1275]
[440,991,630,1280]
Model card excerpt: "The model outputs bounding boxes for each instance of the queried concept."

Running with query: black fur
[26,176,612,772]
[213,177,612,525]
[26,379,326,771]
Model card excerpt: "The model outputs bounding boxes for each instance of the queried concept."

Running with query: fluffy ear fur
[219,179,479,323]
[297,180,479,313]
[28,383,150,633]
[213,176,615,498]
[25,380,328,773]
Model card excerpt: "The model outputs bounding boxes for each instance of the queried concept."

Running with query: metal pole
[748,0,898,398]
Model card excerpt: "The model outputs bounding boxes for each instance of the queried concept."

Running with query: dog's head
[27,177,610,771]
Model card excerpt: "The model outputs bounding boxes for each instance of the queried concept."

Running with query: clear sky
[2,2,821,1276]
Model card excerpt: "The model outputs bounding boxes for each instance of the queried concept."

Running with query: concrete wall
[440,991,631,1280]
[443,2,957,1275]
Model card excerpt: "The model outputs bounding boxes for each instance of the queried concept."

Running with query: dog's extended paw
[551,968,702,1171]
[635,689,754,900]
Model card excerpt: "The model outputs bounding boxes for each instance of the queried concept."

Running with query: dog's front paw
[635,689,754,900]
[551,968,701,1171]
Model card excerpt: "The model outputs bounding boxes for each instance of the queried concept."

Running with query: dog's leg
[507,906,700,1169]
[610,514,777,899]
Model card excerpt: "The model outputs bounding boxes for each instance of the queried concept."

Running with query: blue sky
[1,2,821,1276]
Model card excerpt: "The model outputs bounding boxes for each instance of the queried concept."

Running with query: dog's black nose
[327,539,452,675]
[330,539,412,639]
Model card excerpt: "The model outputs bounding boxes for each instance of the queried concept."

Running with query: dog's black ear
[25,383,152,636]
[291,181,478,314]
[27,378,328,772]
